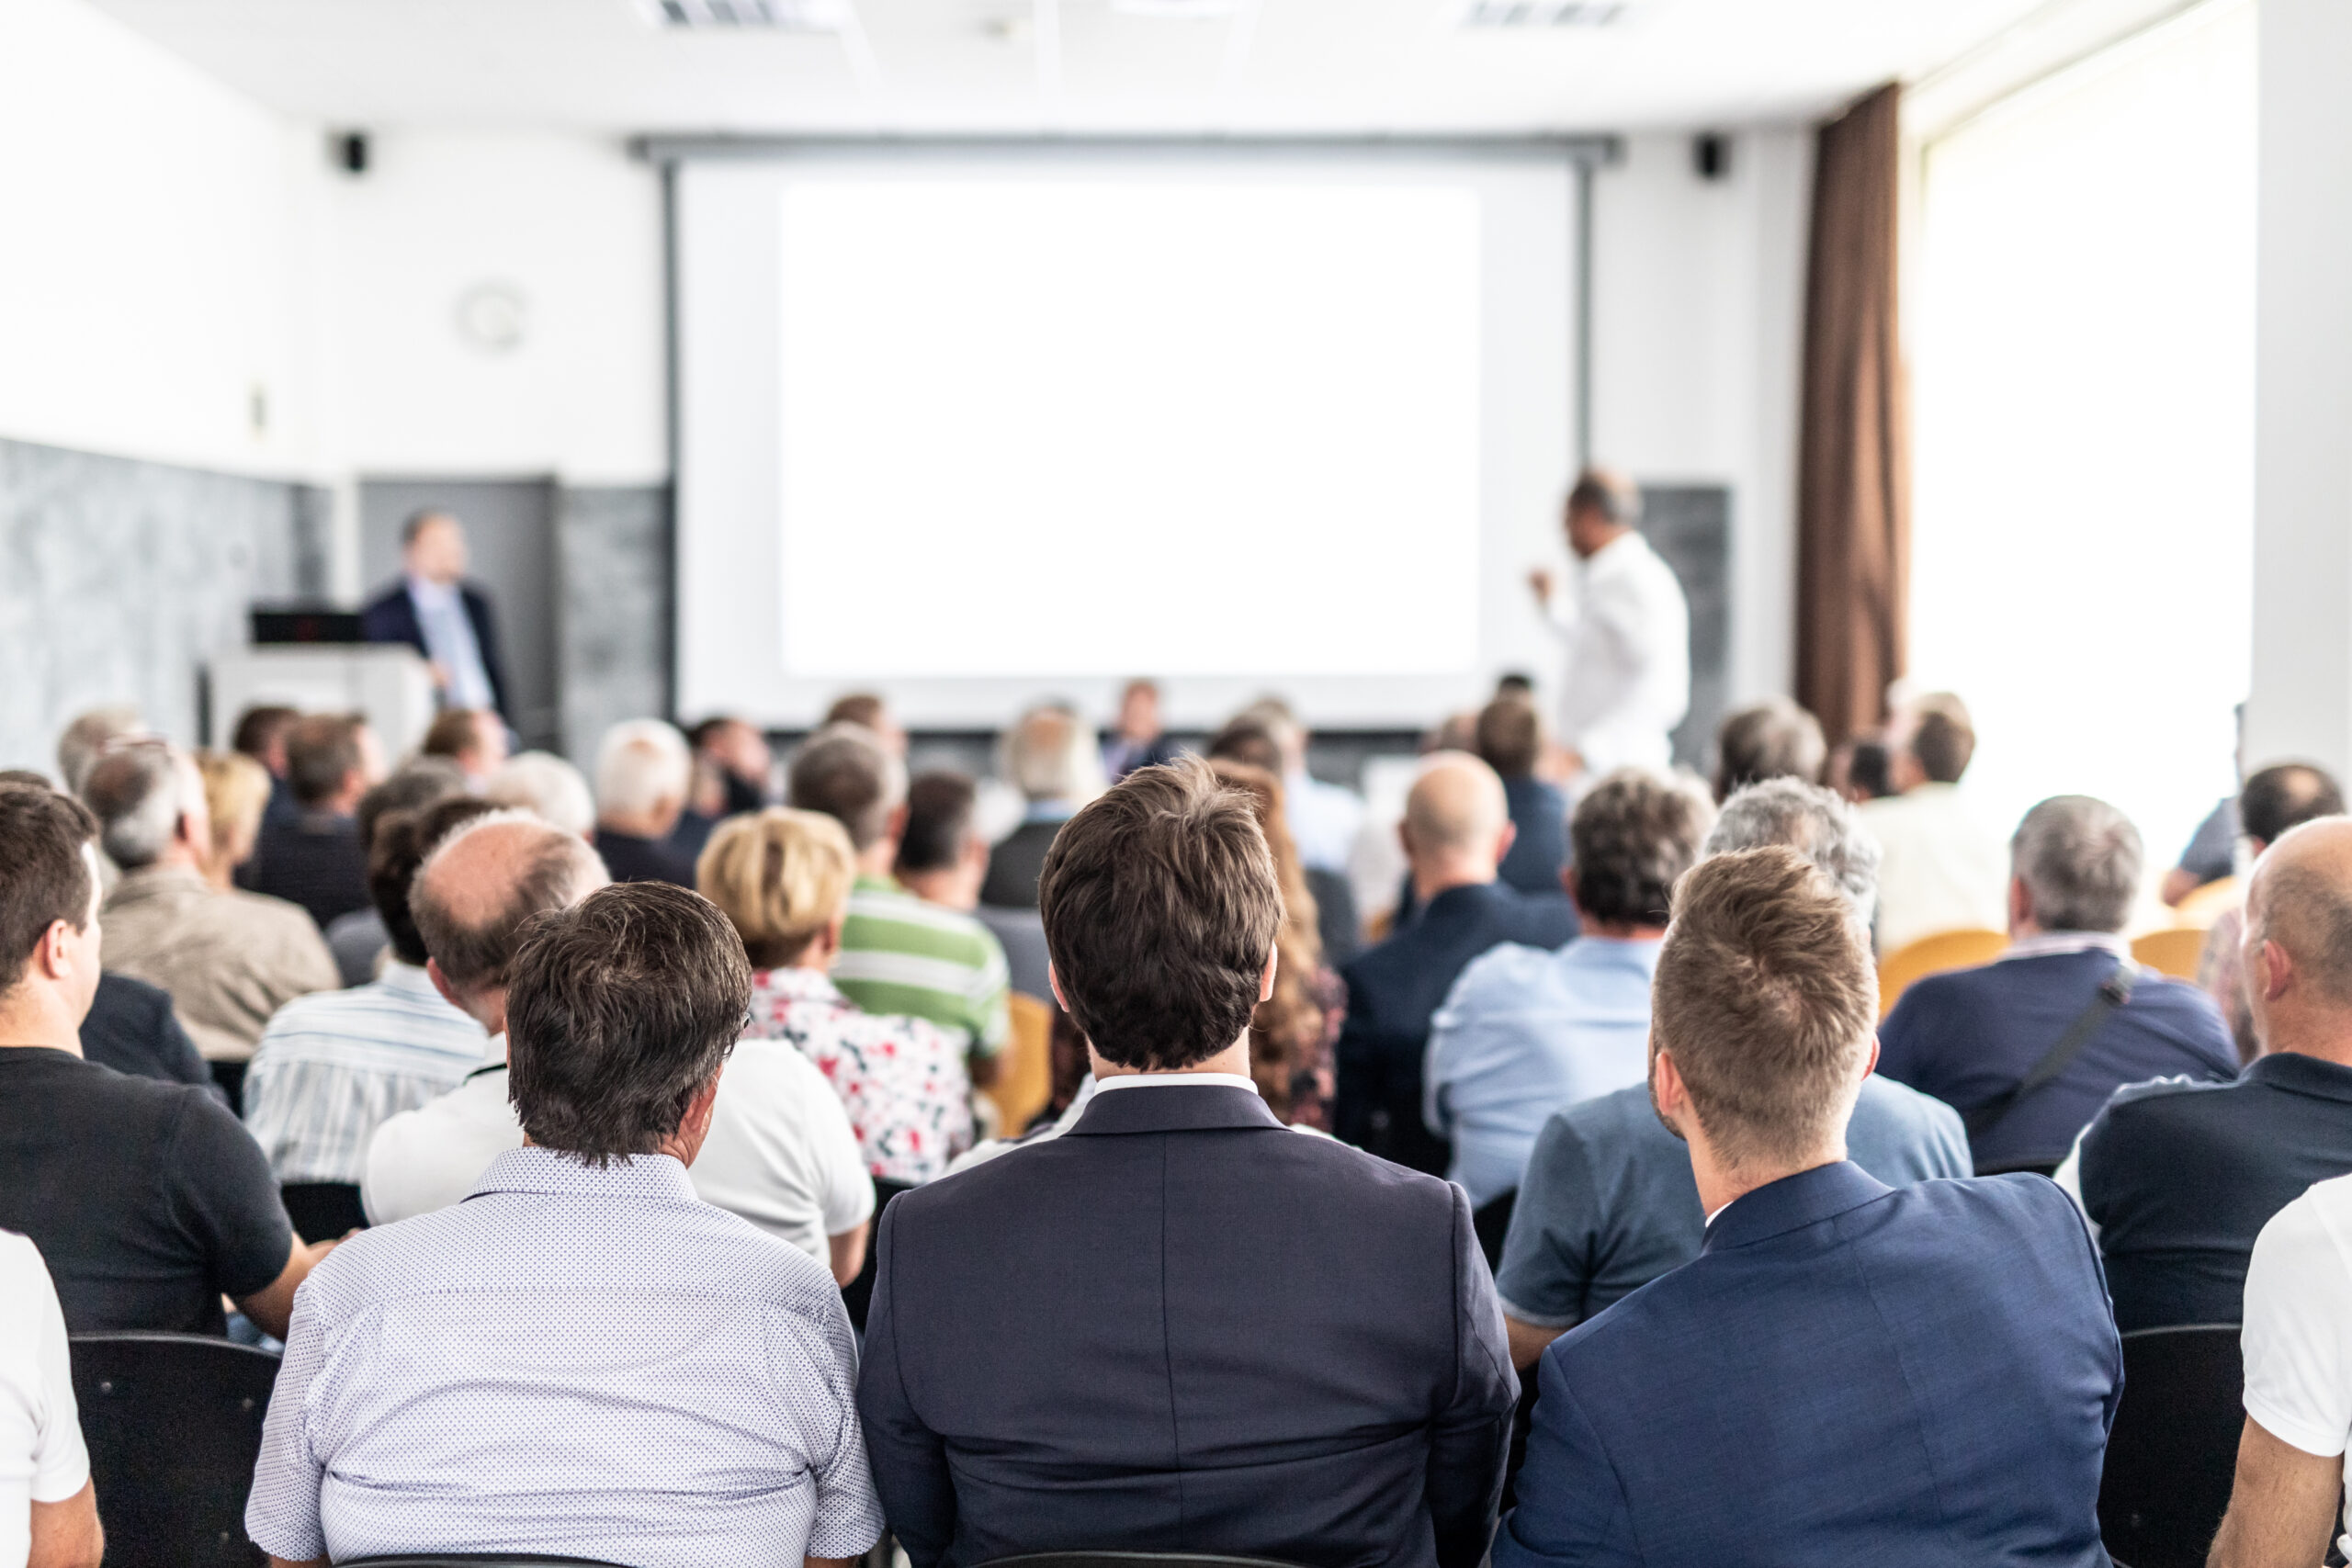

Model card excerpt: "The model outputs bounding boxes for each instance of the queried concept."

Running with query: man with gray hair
[590,718,696,886]
[979,704,1109,909]
[1491,777,1971,1371]
[84,740,337,1067]
[1880,794,2234,1173]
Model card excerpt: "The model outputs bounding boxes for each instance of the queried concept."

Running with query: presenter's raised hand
[1527,567,1555,608]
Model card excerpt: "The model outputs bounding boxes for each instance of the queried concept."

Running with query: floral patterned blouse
[744,966,974,1185]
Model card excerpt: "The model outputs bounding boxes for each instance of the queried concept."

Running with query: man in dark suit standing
[1498,847,2120,1568]
[859,759,1517,1568]
[1335,751,1577,1174]
[359,511,509,719]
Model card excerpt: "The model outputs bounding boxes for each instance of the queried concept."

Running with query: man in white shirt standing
[0,1231,101,1568]
[1527,468,1691,780]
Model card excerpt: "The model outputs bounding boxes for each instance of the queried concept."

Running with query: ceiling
[87,0,2053,136]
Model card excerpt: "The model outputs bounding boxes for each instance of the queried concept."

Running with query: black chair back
[984,1554,1305,1568]
[70,1331,281,1568]
[2098,1324,2245,1568]
[282,1180,369,1243]
[842,1176,915,1332]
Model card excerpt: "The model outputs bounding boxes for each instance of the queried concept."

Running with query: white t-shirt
[2242,1170,2352,1559]
[362,1045,875,1264]
[1858,783,2012,953]
[0,1232,89,1568]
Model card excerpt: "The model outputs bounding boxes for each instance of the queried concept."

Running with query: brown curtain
[1796,82,1910,748]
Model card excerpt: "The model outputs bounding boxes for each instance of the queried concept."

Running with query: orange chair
[979,992,1055,1138]
[2172,875,2242,930]
[1877,929,2008,1020]
[2132,926,2209,981]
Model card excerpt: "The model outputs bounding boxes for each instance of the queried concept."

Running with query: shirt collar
[2246,1050,2352,1103]
[753,965,845,1005]
[1023,799,1077,825]
[2002,931,2132,962]
[1092,1071,1260,1097]
[1701,1161,1893,1255]
[111,863,210,898]
[407,574,460,610]
[465,1145,698,1204]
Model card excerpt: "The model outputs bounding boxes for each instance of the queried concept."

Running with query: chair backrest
[2098,1325,2245,1568]
[1877,928,2008,1018]
[70,1331,282,1568]
[2172,875,2242,930]
[984,1554,1306,1568]
[981,991,1056,1136]
[2131,927,2209,982]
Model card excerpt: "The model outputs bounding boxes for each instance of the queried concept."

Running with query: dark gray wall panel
[559,484,672,763]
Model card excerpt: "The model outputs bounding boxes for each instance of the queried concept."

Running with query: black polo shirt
[2078,1050,2352,1331]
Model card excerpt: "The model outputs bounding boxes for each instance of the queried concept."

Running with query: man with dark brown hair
[1476,694,1569,897]
[1497,848,2120,1567]
[1859,691,2008,951]
[860,758,1517,1568]
[244,713,385,931]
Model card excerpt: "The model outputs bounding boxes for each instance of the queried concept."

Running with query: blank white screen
[777,181,1481,678]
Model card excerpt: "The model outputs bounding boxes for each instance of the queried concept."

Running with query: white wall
[1589,130,1812,705]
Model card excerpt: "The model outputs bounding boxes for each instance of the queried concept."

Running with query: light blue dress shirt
[1424,935,1663,1208]
[406,575,495,709]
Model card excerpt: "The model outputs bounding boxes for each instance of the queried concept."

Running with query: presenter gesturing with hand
[1531,467,1691,783]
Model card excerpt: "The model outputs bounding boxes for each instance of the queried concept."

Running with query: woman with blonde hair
[194,748,272,888]
[698,808,973,1186]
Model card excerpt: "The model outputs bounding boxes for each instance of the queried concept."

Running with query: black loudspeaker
[1694,132,1728,181]
[336,130,368,175]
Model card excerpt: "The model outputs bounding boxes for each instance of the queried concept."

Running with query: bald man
[1334,753,1579,1174]
[2060,814,2352,1333]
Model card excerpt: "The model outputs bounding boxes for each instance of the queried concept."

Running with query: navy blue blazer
[358,581,510,716]
[1498,774,1569,897]
[857,1083,1519,1568]
[1336,880,1579,1172]
[1497,1163,2121,1568]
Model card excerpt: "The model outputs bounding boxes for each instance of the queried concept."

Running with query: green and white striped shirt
[834,876,1011,1056]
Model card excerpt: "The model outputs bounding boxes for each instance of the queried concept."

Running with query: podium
[206,646,439,760]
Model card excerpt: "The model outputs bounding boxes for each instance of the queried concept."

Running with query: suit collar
[1066,1081,1286,1137]
[1419,880,1510,925]
[1701,1160,1893,1255]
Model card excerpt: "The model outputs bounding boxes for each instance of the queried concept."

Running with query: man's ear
[1260,945,1279,1004]
[425,957,461,1010]
[888,804,910,844]
[1047,961,1068,1015]
[2261,939,2294,1003]
[1494,818,1518,863]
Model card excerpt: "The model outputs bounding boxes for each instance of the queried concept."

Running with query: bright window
[1908,0,2255,868]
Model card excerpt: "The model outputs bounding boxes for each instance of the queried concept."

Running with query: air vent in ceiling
[640,0,842,31]
[1458,0,1632,28]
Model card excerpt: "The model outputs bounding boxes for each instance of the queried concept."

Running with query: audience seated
[0,784,325,1337]
[1494,779,1970,1368]
[242,713,384,930]
[247,882,886,1568]
[193,747,271,887]
[2198,761,2345,1060]
[482,748,596,837]
[2208,1169,2352,1566]
[590,717,698,885]
[1335,752,1577,1175]
[82,740,336,1065]
[0,1230,102,1568]
[1476,694,1571,897]
[1238,695,1364,877]
[231,703,301,828]
[1207,759,1346,1129]
[53,706,142,799]
[1208,720,1363,964]
[669,714,775,860]
[825,690,908,757]
[1710,694,1826,801]
[357,813,609,1224]
[2166,790,2243,907]
[1101,677,1182,779]
[2060,816,2352,1333]
[857,760,1516,1568]
[896,769,1051,1001]
[790,726,1011,1077]
[1826,731,1895,804]
[978,704,1106,908]
[702,808,975,1185]
[1881,794,2236,1172]
[1425,769,1713,1210]
[1496,848,2119,1567]
[415,705,507,790]
[322,760,468,987]
[243,797,497,1194]
[1858,694,2010,951]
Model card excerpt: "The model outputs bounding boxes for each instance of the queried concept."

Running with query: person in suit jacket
[1498,847,2120,1568]
[1101,679,1183,780]
[1334,752,1578,1174]
[858,759,1518,1568]
[78,973,226,1106]
[358,511,510,719]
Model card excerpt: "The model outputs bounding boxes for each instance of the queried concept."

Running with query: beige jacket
[101,866,339,1061]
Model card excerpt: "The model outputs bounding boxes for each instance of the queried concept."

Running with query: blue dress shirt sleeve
[1492,1351,1642,1568]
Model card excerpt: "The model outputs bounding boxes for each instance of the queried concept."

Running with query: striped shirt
[243,963,491,1185]
[834,875,1011,1055]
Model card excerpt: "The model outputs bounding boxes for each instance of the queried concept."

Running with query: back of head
[484,751,596,837]
[357,759,466,852]
[1713,698,1827,802]
[2012,795,2142,934]
[1404,751,1510,862]
[1001,705,1103,805]
[1653,846,1878,1170]
[57,707,143,795]
[1567,466,1641,526]
[370,796,499,966]
[1570,770,1715,928]
[1205,719,1284,775]
[195,749,272,867]
[696,807,856,968]
[505,882,752,1166]
[1475,695,1544,780]
[593,719,693,822]
[1840,737,1895,801]
[1039,758,1283,1071]
[2246,818,2352,1015]
[786,723,907,852]
[897,771,978,876]
[286,712,368,808]
[823,693,887,733]
[0,785,99,998]
[80,740,193,872]
[1704,777,1883,929]
[411,811,610,993]
[420,708,492,762]
[1907,695,1975,784]
[1235,697,1304,770]
[231,705,299,767]
[2241,762,2347,848]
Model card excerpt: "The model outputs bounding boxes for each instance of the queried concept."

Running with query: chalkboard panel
[1634,483,1731,774]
